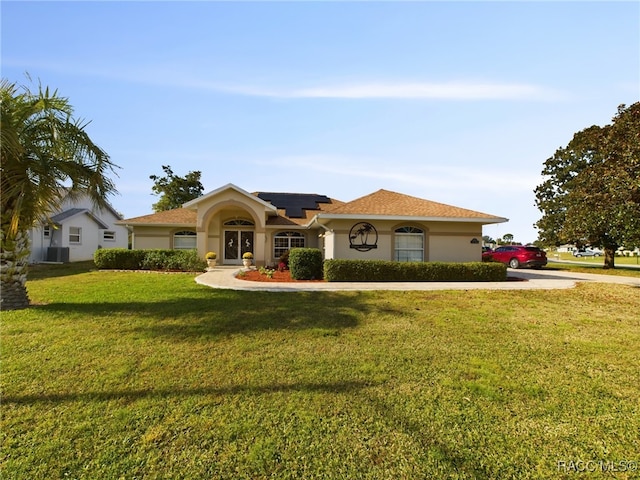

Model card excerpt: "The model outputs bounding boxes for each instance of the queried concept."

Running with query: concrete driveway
[196,266,640,292]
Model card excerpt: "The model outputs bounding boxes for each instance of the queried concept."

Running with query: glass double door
[224,230,254,264]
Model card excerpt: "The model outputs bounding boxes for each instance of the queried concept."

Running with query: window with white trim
[394,226,424,262]
[173,230,197,249]
[43,225,51,239]
[274,231,305,260]
[103,231,116,242]
[69,227,82,244]
[223,219,254,226]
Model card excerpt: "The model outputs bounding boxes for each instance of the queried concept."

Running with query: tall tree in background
[501,233,514,245]
[149,165,204,212]
[1,79,119,310]
[535,103,640,268]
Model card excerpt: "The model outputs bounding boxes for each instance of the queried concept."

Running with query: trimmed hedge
[323,259,507,282]
[289,248,324,280]
[94,248,207,272]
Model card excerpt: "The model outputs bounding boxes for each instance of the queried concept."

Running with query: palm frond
[1,78,120,234]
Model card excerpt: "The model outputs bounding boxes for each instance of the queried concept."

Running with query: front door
[224,230,254,264]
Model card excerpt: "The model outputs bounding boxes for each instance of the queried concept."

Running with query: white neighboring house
[28,193,129,263]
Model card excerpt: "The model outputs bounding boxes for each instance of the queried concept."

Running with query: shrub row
[94,248,207,272]
[323,259,507,282]
[289,248,324,280]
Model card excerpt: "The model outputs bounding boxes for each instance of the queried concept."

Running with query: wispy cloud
[278,82,556,101]
[4,57,562,101]
[206,81,562,101]
[256,154,541,193]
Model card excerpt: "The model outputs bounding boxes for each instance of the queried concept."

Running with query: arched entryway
[223,219,254,265]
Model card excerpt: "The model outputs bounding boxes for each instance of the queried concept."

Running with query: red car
[482,245,547,269]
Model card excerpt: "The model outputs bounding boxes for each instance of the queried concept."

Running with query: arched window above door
[224,219,254,226]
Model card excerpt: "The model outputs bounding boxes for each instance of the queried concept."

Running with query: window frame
[394,226,424,262]
[173,230,197,250]
[273,231,306,260]
[223,219,255,227]
[69,226,82,244]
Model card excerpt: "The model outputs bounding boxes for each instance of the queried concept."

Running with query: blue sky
[2,1,638,244]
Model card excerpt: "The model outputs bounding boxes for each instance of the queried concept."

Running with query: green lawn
[550,252,640,271]
[2,263,639,479]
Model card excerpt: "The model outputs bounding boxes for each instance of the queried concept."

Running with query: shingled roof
[119,208,196,226]
[50,208,110,229]
[119,187,504,226]
[325,189,501,219]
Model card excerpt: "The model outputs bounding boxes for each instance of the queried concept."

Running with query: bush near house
[93,248,146,270]
[289,248,324,280]
[324,259,507,282]
[94,248,206,272]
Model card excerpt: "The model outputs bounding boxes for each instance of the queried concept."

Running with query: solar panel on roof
[256,192,331,218]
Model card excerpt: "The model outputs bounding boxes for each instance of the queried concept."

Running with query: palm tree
[1,79,119,310]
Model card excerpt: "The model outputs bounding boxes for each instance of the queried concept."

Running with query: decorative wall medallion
[349,222,378,251]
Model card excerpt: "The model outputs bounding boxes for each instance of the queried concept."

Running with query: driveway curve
[195,266,640,292]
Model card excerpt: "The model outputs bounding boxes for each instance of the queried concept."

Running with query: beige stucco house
[119,183,507,266]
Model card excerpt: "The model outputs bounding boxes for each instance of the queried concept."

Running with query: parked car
[572,249,601,257]
[482,245,547,269]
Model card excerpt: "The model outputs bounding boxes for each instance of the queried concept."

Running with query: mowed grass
[554,252,640,266]
[549,252,640,277]
[2,264,639,479]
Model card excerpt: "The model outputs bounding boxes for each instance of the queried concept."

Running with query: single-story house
[28,192,129,263]
[119,183,508,266]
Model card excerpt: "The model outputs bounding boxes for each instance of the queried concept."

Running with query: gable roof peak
[328,188,503,219]
[182,183,277,213]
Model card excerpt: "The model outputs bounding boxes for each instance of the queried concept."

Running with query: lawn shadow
[3,379,378,406]
[361,390,491,478]
[509,270,588,281]
[28,261,97,280]
[33,290,369,338]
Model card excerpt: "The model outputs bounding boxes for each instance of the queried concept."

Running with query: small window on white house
[103,231,116,242]
[43,225,51,239]
[173,230,197,249]
[69,227,82,244]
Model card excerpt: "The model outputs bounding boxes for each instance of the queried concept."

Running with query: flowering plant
[242,252,253,259]
[205,251,217,259]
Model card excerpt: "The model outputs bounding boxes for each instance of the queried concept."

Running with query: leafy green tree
[502,233,514,245]
[1,79,119,309]
[482,235,495,246]
[535,103,640,268]
[149,165,204,212]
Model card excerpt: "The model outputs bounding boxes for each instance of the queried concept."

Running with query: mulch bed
[238,269,527,283]
[238,269,325,283]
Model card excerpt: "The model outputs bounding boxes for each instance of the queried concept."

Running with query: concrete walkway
[195,266,640,292]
